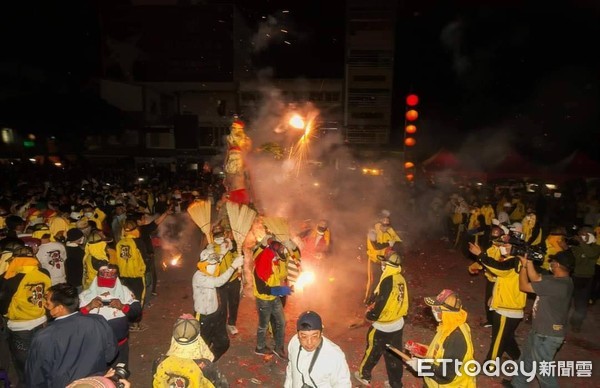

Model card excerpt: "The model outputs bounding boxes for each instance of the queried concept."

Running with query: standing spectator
[193,244,243,361]
[0,246,51,386]
[65,229,85,293]
[285,310,351,388]
[25,283,118,388]
[569,226,600,332]
[510,251,574,387]
[36,233,67,285]
[110,204,127,243]
[79,265,142,365]
[214,224,243,336]
[354,251,407,388]
[252,237,292,360]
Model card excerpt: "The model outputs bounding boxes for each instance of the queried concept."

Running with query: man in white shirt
[36,233,67,285]
[193,244,243,361]
[285,311,351,388]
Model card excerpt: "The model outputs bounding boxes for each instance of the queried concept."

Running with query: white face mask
[206,263,218,275]
[84,212,94,218]
[500,246,509,256]
[214,237,225,245]
[432,307,442,322]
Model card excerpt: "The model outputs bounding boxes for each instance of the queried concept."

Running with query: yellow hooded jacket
[366,223,401,264]
[3,258,51,322]
[83,241,109,290]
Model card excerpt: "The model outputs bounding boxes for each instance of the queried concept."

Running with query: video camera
[503,231,545,263]
[109,363,130,388]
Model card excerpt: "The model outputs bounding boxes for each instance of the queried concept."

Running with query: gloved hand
[270,286,292,297]
[406,358,419,371]
[232,256,244,269]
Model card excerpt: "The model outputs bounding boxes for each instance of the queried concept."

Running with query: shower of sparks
[288,116,316,176]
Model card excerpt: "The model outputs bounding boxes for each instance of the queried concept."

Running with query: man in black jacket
[25,283,117,388]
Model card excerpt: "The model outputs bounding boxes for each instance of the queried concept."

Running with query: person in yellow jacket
[116,220,147,309]
[0,246,51,384]
[354,252,408,388]
[365,211,402,305]
[403,289,476,388]
[152,314,228,387]
[469,241,526,371]
[214,224,243,336]
[82,230,110,290]
[521,206,542,247]
[468,224,507,327]
[509,196,526,223]
[542,227,568,271]
[480,199,496,228]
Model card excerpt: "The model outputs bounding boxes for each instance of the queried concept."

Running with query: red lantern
[404,137,416,147]
[405,124,417,134]
[404,162,415,169]
[406,173,415,181]
[406,94,419,106]
[405,110,418,121]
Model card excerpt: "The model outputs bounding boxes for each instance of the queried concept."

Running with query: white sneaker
[353,371,371,386]
[227,325,239,335]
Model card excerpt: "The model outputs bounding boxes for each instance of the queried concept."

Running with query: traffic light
[403,94,418,181]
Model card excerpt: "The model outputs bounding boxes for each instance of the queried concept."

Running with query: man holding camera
[508,250,574,387]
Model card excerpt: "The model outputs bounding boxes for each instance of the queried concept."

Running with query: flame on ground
[294,270,315,291]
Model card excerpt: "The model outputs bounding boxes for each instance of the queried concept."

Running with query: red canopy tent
[486,151,540,179]
[556,151,600,179]
[422,149,462,172]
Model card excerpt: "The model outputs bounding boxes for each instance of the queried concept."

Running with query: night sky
[1,0,598,160]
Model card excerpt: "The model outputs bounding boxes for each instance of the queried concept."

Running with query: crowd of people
[0,162,599,386]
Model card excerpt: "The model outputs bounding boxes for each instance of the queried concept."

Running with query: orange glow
[406,94,419,106]
[405,124,417,134]
[289,114,305,129]
[404,162,415,169]
[405,110,418,121]
[406,173,415,181]
[404,137,416,147]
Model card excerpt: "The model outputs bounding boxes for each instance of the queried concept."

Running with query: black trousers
[218,279,241,326]
[484,279,495,324]
[199,309,230,362]
[7,323,44,387]
[570,276,592,329]
[358,326,404,387]
[486,311,521,364]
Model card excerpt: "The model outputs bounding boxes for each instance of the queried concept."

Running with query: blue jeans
[255,297,285,351]
[511,331,564,388]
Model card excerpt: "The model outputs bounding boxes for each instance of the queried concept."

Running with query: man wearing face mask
[469,237,526,372]
[354,251,407,387]
[569,226,600,332]
[468,224,507,327]
[285,311,351,388]
[252,236,292,359]
[365,211,402,305]
[82,230,110,290]
[301,219,331,261]
[404,290,476,388]
[193,244,244,361]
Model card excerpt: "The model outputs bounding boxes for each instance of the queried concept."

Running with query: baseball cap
[297,311,323,331]
[549,250,575,270]
[172,316,201,344]
[424,289,462,312]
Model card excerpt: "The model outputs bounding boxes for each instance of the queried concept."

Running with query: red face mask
[97,267,117,288]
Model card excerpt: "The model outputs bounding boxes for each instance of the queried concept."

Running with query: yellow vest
[424,323,476,388]
[374,268,408,323]
[366,224,401,263]
[153,356,214,388]
[116,237,146,278]
[480,205,495,226]
[6,264,51,322]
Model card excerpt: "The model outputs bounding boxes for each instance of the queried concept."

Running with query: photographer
[469,238,526,371]
[508,251,574,387]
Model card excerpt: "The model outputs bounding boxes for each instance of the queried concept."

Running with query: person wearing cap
[354,251,407,387]
[25,283,118,388]
[0,246,51,385]
[153,314,228,387]
[65,228,86,293]
[569,226,600,332]
[193,244,244,361]
[79,264,142,365]
[469,240,525,371]
[404,290,475,387]
[508,250,574,387]
[36,232,67,285]
[285,310,351,388]
[497,202,512,225]
[364,211,402,305]
[252,236,292,359]
[300,219,332,261]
